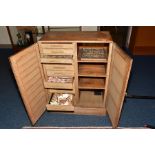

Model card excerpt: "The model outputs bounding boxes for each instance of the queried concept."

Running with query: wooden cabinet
[9,31,132,128]
[129,26,155,55]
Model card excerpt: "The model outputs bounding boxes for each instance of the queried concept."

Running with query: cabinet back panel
[77,90,104,108]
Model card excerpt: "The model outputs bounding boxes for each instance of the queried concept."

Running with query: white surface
[48,26,81,31]
[0,26,11,44]
[9,26,18,44]
[81,26,98,31]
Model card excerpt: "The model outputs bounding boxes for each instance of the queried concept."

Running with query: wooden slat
[28,83,45,103]
[20,62,39,79]
[113,50,128,76]
[17,51,36,67]
[110,65,125,92]
[18,56,38,74]
[21,68,40,85]
[42,64,48,81]
[106,95,118,121]
[26,80,43,96]
[32,95,47,117]
[30,91,46,109]
[109,80,121,106]
[23,73,42,91]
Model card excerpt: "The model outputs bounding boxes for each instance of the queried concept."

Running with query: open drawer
[46,93,74,111]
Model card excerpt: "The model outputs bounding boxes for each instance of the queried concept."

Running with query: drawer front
[46,104,74,111]
[44,64,74,71]
[40,54,73,64]
[48,89,75,94]
[41,48,73,55]
[40,58,73,64]
[46,70,74,77]
[40,43,74,49]
[44,81,73,89]
[44,64,74,76]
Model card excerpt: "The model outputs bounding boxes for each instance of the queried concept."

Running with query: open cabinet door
[10,44,48,125]
[106,43,133,128]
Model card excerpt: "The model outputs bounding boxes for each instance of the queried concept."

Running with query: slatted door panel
[106,43,132,128]
[10,44,48,125]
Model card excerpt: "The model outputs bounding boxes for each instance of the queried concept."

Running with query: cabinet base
[46,106,106,116]
[74,106,106,115]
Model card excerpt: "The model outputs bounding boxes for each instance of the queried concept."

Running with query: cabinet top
[39,31,113,43]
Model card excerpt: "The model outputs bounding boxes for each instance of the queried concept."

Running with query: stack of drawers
[39,43,75,111]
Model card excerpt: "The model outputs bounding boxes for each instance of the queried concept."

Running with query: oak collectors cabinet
[10,31,132,128]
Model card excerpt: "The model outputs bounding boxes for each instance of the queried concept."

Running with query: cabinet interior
[76,90,104,108]
[78,63,107,77]
[42,42,110,112]
[76,43,109,110]
[78,77,105,89]
[77,43,109,62]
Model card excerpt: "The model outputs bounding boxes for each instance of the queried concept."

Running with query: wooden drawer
[40,43,73,49]
[44,81,73,89]
[41,48,73,55]
[40,55,73,64]
[46,70,74,77]
[46,104,74,111]
[44,64,74,71]
[46,93,74,111]
[44,64,74,77]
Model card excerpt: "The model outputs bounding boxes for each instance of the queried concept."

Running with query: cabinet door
[10,44,48,125]
[106,43,133,128]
